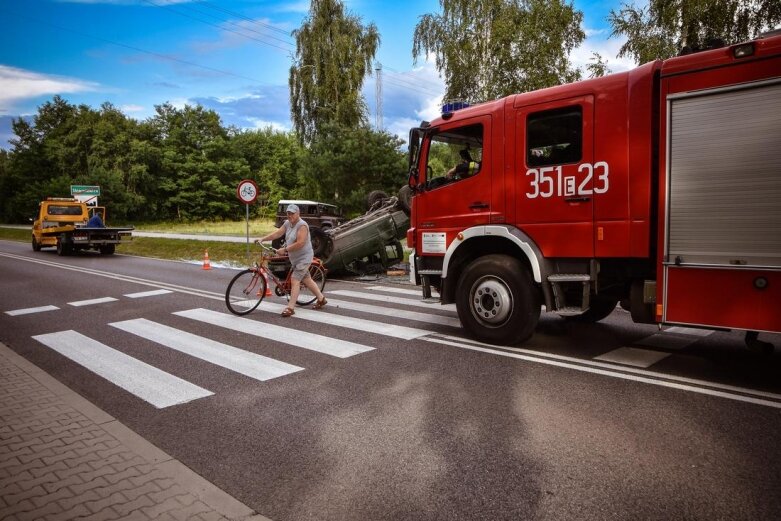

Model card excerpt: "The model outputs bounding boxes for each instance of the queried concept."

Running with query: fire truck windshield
[424,124,484,189]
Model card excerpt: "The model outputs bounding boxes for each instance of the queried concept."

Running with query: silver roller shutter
[667,81,781,267]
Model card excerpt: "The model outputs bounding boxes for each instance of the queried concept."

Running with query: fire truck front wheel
[456,255,541,345]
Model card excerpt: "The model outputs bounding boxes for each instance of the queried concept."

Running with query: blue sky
[0,0,637,150]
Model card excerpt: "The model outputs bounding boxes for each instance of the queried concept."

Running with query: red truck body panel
[408,33,781,343]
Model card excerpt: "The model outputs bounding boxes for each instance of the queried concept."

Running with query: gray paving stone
[1,342,264,521]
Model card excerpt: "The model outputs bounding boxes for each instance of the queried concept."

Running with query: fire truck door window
[526,106,582,167]
[425,124,483,189]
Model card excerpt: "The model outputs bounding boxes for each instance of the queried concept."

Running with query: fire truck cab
[407,33,781,349]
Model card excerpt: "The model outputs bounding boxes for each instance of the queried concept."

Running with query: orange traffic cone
[202,249,212,270]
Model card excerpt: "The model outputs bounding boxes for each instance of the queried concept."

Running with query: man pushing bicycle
[255,203,327,317]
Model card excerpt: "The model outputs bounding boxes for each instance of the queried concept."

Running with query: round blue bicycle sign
[236,179,258,204]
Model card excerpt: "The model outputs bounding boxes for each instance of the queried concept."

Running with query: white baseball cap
[285,203,300,214]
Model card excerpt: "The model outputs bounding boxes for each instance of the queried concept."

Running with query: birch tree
[289,0,380,145]
[412,0,585,102]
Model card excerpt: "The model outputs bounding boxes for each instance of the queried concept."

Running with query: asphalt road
[2,239,780,521]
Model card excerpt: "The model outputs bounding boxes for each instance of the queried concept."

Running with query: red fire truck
[406,32,781,352]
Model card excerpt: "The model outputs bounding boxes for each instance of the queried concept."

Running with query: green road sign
[70,185,101,196]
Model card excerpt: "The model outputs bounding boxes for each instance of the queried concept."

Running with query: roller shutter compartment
[666,81,781,268]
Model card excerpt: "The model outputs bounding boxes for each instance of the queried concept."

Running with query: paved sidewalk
[0,342,270,521]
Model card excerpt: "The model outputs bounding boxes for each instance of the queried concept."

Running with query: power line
[383,64,444,93]
[193,0,295,39]
[381,74,442,98]
[140,0,294,54]
[0,8,269,85]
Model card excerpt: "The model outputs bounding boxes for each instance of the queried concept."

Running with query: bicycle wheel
[225,269,266,315]
[293,263,327,306]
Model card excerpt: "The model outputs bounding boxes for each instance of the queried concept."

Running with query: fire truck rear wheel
[456,255,541,345]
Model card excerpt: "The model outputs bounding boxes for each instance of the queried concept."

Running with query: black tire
[225,269,265,315]
[294,264,327,306]
[310,227,329,257]
[32,236,41,252]
[397,185,413,215]
[366,190,388,210]
[456,255,541,345]
[100,244,115,255]
[56,237,71,256]
[563,295,618,323]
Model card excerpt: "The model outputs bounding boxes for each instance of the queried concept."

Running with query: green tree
[609,0,781,64]
[230,128,304,217]
[586,52,610,78]
[289,0,380,145]
[299,124,406,215]
[148,103,248,221]
[413,0,585,101]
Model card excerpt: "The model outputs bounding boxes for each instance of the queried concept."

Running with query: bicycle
[225,244,327,316]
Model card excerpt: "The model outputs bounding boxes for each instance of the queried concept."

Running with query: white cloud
[120,104,145,113]
[245,117,290,132]
[571,33,637,75]
[273,2,310,14]
[0,65,100,108]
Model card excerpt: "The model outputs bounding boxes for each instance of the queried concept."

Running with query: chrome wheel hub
[471,277,512,325]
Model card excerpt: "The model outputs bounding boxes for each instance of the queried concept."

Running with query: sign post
[236,180,259,258]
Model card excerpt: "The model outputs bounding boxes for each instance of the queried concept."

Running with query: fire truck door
[514,96,595,257]
[415,118,495,252]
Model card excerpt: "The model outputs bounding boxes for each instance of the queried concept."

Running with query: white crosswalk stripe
[330,289,457,312]
[366,285,439,297]
[110,318,303,381]
[68,297,118,307]
[325,298,461,328]
[5,305,59,316]
[174,308,374,358]
[124,289,173,299]
[32,330,213,408]
[254,301,434,340]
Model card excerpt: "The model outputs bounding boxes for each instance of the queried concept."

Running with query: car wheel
[310,228,329,257]
[32,236,41,252]
[366,190,388,210]
[397,185,413,215]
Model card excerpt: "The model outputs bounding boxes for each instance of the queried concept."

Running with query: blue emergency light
[441,101,470,114]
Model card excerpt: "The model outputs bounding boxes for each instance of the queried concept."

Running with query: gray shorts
[290,262,311,282]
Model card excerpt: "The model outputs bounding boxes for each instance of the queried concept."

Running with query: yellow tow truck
[31,198,133,255]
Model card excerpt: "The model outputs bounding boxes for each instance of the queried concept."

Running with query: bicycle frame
[225,243,328,315]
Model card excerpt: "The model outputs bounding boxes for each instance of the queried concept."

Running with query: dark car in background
[274,199,345,231]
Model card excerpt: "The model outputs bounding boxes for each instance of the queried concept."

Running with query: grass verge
[0,227,257,267]
[133,219,277,236]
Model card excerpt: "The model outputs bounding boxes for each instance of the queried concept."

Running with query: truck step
[418,269,443,275]
[548,274,591,282]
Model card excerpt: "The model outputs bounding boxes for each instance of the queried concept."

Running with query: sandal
[313,297,328,310]
[281,307,295,317]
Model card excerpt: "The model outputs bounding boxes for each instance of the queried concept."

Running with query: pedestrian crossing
[174,308,375,358]
[110,318,304,381]
[9,283,725,409]
[32,330,214,408]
